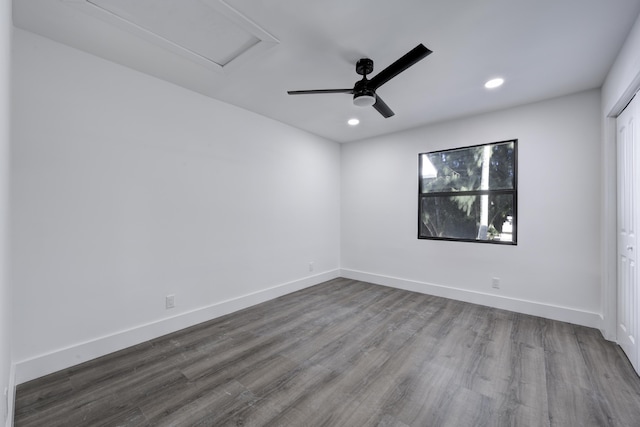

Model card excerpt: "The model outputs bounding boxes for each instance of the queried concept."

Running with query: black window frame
[418,139,518,245]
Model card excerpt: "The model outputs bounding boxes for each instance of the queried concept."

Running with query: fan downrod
[355,58,374,76]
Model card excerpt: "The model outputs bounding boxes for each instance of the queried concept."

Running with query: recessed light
[485,78,504,89]
[348,118,360,126]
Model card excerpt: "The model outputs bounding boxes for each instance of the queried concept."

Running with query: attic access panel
[65,0,279,72]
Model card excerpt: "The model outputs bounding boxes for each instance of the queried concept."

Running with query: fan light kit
[353,94,376,107]
[288,44,432,118]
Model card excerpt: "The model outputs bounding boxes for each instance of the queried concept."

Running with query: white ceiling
[13,0,640,143]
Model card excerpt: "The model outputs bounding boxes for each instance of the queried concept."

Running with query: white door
[617,93,639,374]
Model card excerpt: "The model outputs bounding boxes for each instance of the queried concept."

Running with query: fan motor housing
[353,79,376,106]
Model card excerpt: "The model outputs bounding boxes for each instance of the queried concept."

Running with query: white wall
[342,90,602,327]
[0,0,12,423]
[11,29,341,383]
[600,13,640,340]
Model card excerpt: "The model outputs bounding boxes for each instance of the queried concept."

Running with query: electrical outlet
[492,277,501,289]
[166,295,175,309]
[309,262,314,272]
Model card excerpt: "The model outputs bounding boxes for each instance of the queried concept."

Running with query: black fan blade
[372,95,394,118]
[368,44,432,90]
[287,89,353,95]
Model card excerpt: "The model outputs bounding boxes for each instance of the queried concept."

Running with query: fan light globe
[353,94,376,107]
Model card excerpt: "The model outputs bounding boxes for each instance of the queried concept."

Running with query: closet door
[617,93,639,374]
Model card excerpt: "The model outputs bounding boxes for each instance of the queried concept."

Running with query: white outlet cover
[166,295,175,309]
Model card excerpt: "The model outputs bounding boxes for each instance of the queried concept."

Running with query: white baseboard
[15,270,340,385]
[14,268,604,386]
[340,269,603,330]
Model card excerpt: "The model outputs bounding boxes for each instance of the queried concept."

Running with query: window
[418,139,517,244]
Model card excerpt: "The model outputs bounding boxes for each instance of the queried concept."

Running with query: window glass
[420,141,515,193]
[418,140,517,244]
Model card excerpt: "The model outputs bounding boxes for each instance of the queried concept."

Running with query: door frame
[604,71,640,341]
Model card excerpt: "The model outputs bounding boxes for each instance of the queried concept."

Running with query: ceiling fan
[287,44,432,118]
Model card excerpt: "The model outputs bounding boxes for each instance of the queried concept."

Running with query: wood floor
[14,278,640,426]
